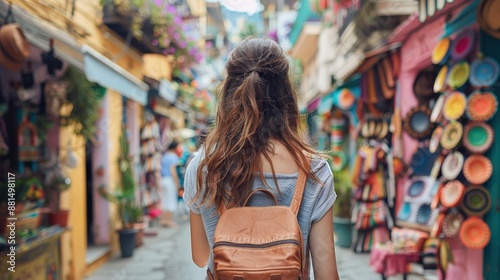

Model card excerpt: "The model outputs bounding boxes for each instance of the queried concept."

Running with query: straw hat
[478,0,500,39]
[0,24,30,71]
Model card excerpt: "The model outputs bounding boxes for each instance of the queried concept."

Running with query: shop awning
[82,45,149,106]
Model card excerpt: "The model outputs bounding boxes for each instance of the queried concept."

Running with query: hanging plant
[59,66,100,141]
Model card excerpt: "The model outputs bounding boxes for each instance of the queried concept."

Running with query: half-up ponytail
[195,37,323,210]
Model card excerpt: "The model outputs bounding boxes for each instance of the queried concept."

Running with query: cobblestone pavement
[86,221,380,280]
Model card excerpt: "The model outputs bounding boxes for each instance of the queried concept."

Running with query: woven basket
[3,208,41,238]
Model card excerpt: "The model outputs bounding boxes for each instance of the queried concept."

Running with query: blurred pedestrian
[160,141,180,227]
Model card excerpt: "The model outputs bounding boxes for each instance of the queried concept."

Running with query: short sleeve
[310,163,337,222]
[182,153,202,214]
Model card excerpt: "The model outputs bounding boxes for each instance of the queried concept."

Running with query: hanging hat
[337,88,356,110]
[430,155,444,179]
[416,204,432,225]
[432,38,451,65]
[459,217,491,249]
[443,211,464,238]
[447,62,470,89]
[463,154,493,185]
[463,122,494,153]
[450,29,475,61]
[441,151,464,180]
[0,24,31,71]
[439,239,454,273]
[461,185,492,217]
[404,106,433,139]
[330,151,346,172]
[466,91,498,121]
[413,70,437,100]
[440,180,465,208]
[434,66,449,93]
[430,94,445,123]
[440,121,463,150]
[429,126,443,153]
[470,57,500,87]
[443,91,467,121]
[478,0,500,39]
[431,213,445,238]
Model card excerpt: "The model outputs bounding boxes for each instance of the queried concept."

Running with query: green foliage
[332,168,352,219]
[59,66,100,141]
[239,23,261,40]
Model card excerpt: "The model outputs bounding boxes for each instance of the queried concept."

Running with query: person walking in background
[160,141,181,227]
[183,37,339,280]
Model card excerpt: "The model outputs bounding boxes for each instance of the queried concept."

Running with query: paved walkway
[86,221,380,280]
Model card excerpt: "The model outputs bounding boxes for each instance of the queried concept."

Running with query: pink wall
[396,14,483,280]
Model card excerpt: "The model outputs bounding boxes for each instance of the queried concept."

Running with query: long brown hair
[195,37,323,209]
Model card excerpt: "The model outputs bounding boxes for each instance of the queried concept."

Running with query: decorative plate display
[431,213,445,237]
[450,29,475,61]
[331,151,347,172]
[441,151,464,180]
[440,121,463,150]
[459,217,491,249]
[440,180,465,208]
[416,204,432,225]
[461,186,492,217]
[398,201,412,221]
[410,148,440,176]
[443,211,464,238]
[463,155,493,185]
[463,122,494,153]
[413,71,437,100]
[430,181,442,209]
[404,106,433,139]
[448,62,470,89]
[337,88,356,110]
[432,38,451,65]
[429,127,443,153]
[430,155,444,180]
[470,57,500,87]
[408,179,426,199]
[430,94,445,123]
[466,91,498,121]
[439,240,453,272]
[434,66,449,93]
[443,91,467,120]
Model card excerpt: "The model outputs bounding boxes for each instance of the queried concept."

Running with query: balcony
[102,4,163,54]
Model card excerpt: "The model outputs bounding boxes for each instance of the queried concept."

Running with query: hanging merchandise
[459,217,491,249]
[44,80,68,116]
[440,180,465,208]
[469,57,500,87]
[409,147,439,176]
[403,106,433,139]
[337,88,356,111]
[432,38,451,65]
[478,0,500,39]
[413,70,437,101]
[41,40,63,76]
[441,151,464,180]
[439,239,454,273]
[440,121,463,150]
[442,91,467,120]
[0,23,30,71]
[466,91,498,121]
[429,126,443,153]
[430,94,445,123]
[463,154,492,185]
[18,115,39,162]
[463,122,494,153]
[450,29,475,61]
[447,62,470,89]
[434,66,449,93]
[442,211,464,238]
[461,186,492,217]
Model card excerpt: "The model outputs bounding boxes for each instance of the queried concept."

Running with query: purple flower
[152,39,158,46]
[154,0,163,7]
[179,41,187,48]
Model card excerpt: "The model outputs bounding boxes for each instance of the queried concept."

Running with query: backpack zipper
[214,239,300,249]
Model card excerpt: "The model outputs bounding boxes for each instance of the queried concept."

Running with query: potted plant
[332,169,353,248]
[99,125,139,257]
[127,203,145,248]
[46,171,71,227]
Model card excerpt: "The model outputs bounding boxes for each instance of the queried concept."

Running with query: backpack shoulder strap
[290,157,311,216]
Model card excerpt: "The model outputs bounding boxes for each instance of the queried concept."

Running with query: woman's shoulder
[310,155,333,179]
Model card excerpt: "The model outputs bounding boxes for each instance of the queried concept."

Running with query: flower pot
[333,216,353,248]
[48,210,69,227]
[117,228,138,258]
[127,222,146,247]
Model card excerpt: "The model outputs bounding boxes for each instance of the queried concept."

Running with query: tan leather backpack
[208,164,309,280]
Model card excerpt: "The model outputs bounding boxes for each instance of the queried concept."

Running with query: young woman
[160,141,181,227]
[183,37,339,279]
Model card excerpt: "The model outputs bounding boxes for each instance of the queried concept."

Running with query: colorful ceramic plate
[416,204,432,225]
[470,57,500,87]
[331,151,347,172]
[404,106,433,139]
[398,201,411,221]
[463,155,493,185]
[443,211,464,238]
[432,38,451,65]
[448,62,470,89]
[429,127,443,153]
[440,180,465,208]
[338,88,356,110]
[441,151,464,180]
[463,122,494,154]
[439,240,453,272]
[443,91,467,120]
[408,179,426,198]
[434,66,449,93]
[450,29,475,61]
[462,186,492,217]
[430,155,444,179]
[430,94,445,123]
[466,91,498,121]
[440,121,463,150]
[431,213,445,237]
[459,217,491,249]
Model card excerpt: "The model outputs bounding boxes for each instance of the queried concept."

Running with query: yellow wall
[9,1,146,279]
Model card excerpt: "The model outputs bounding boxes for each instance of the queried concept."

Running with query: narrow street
[86,220,378,280]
